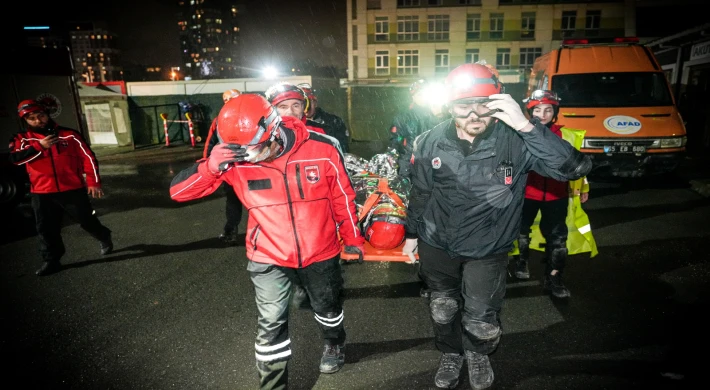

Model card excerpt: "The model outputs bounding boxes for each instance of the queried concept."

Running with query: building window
[397,15,419,41]
[459,0,481,4]
[397,0,420,7]
[585,10,601,33]
[465,48,479,64]
[427,15,449,41]
[519,47,542,69]
[367,0,381,9]
[521,12,535,40]
[435,49,449,75]
[397,49,419,75]
[490,13,504,39]
[352,0,357,19]
[427,0,442,5]
[352,25,358,50]
[561,10,576,36]
[376,51,390,75]
[466,14,481,40]
[375,17,389,41]
[496,48,510,69]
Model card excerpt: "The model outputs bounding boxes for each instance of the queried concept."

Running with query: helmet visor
[527,90,560,102]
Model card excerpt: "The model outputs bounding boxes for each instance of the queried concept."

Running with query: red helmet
[523,89,560,109]
[17,99,46,118]
[445,63,502,103]
[296,83,317,102]
[265,82,310,112]
[216,94,282,145]
[364,203,407,250]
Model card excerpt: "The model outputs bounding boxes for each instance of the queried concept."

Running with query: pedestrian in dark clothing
[9,99,113,276]
[298,83,351,153]
[402,63,592,390]
[389,79,446,178]
[170,94,364,390]
[202,89,244,244]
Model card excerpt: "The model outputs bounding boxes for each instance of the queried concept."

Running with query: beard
[456,117,492,137]
[29,118,55,133]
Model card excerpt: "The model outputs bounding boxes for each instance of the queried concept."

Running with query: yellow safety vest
[510,127,599,258]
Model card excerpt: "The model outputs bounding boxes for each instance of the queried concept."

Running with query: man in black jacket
[402,63,591,390]
[298,83,350,153]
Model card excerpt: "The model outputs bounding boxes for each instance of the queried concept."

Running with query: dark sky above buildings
[17,0,348,73]
[13,0,706,73]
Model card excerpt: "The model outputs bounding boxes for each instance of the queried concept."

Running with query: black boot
[514,235,530,279]
[36,261,61,276]
[543,246,570,298]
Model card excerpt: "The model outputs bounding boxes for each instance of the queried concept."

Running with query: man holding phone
[9,99,113,276]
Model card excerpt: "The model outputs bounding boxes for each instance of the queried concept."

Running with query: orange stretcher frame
[339,174,419,263]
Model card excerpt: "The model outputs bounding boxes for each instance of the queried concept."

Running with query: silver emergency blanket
[344,148,412,212]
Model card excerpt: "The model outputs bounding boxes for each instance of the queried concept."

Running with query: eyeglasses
[525,90,560,102]
[451,99,501,119]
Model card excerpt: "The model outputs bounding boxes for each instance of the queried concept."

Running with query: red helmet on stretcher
[364,203,407,250]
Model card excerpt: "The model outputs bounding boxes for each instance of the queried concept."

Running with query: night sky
[10,1,706,74]
[13,0,348,72]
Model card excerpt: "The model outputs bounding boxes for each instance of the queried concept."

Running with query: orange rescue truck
[526,37,687,178]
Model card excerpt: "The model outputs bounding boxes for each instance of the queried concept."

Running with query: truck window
[552,72,673,108]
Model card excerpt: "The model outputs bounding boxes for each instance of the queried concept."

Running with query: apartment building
[70,23,122,83]
[177,0,241,80]
[346,0,636,85]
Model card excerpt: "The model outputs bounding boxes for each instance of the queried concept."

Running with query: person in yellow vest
[512,90,597,299]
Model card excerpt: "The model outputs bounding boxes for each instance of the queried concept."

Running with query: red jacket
[524,123,569,201]
[9,124,101,194]
[170,116,363,268]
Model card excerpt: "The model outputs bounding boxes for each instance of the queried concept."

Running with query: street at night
[1,145,708,390]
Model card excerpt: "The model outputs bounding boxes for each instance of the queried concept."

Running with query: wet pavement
[1,141,708,389]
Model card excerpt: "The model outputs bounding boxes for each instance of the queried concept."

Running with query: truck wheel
[0,173,27,211]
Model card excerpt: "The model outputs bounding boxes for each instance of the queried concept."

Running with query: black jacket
[405,118,591,259]
[310,107,349,153]
[388,103,446,177]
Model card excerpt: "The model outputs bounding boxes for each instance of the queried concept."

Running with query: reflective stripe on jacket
[9,125,100,193]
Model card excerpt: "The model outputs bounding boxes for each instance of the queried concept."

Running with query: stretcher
[339,175,419,263]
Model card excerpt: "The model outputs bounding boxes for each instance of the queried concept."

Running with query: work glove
[486,94,531,131]
[402,238,418,264]
[207,143,248,174]
[343,243,365,264]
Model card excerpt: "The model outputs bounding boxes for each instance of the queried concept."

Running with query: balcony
[552,28,625,40]
[466,30,536,42]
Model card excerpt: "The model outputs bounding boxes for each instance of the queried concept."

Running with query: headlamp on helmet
[523,89,560,109]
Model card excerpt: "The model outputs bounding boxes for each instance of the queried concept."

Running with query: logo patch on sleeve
[432,157,442,169]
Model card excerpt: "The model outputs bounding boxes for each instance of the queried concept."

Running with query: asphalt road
[1,144,708,390]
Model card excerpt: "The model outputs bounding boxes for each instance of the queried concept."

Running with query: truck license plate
[603,145,645,154]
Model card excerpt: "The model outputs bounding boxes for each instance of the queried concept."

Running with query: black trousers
[418,240,507,355]
[519,198,568,246]
[31,188,112,263]
[223,184,243,233]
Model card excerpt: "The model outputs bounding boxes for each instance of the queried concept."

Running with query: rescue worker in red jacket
[169,93,364,389]
[265,82,345,152]
[513,90,588,298]
[202,88,243,243]
[9,99,113,276]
